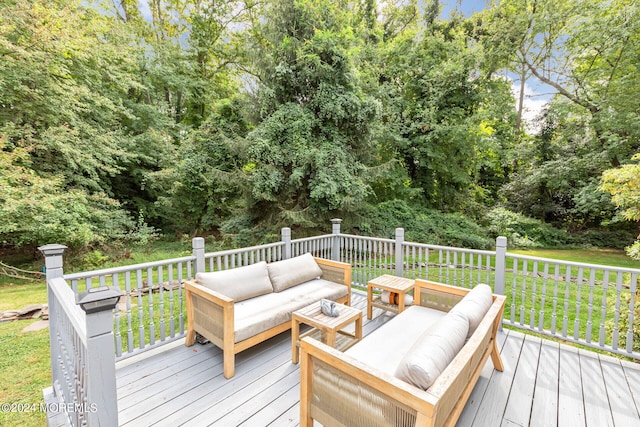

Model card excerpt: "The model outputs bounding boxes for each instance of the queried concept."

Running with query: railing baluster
[178,262,185,334]
[612,271,623,349]
[574,267,584,340]
[147,267,155,346]
[460,252,466,288]
[511,258,518,324]
[599,270,610,347]
[538,262,549,332]
[551,264,560,334]
[168,264,175,338]
[159,265,165,342]
[627,273,637,353]
[137,269,144,349]
[586,269,596,343]
[530,261,538,329]
[126,270,133,353]
[562,265,571,337]
[520,259,528,326]
[113,272,122,357]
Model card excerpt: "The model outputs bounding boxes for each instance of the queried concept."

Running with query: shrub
[487,207,570,248]
[353,200,493,249]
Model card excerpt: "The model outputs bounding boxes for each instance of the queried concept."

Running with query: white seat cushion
[345,305,447,376]
[195,261,272,302]
[233,279,348,342]
[267,253,323,292]
[450,284,493,338]
[394,310,469,390]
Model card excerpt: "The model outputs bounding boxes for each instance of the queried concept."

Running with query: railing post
[282,227,292,259]
[395,228,405,277]
[77,288,121,426]
[331,219,342,262]
[192,237,205,274]
[494,236,507,295]
[39,244,67,280]
[38,244,67,412]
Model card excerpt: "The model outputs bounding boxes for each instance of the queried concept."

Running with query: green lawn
[510,248,640,269]
[0,320,51,427]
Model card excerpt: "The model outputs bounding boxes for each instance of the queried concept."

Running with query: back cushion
[196,261,272,302]
[450,284,493,339]
[267,253,323,292]
[394,310,469,390]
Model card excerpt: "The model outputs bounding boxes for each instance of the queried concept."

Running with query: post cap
[330,218,342,224]
[76,286,122,314]
[38,244,68,257]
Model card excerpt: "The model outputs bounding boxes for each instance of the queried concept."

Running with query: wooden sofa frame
[184,257,352,379]
[300,279,506,427]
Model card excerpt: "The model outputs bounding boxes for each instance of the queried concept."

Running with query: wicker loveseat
[184,253,351,378]
[299,279,505,427]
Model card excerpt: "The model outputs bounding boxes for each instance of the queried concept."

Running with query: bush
[487,207,571,248]
[352,200,493,249]
[571,226,637,249]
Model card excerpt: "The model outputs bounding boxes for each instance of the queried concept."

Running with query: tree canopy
[2,0,639,254]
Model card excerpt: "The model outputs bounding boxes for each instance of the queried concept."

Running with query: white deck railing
[41,244,119,426]
[505,253,639,358]
[40,220,639,425]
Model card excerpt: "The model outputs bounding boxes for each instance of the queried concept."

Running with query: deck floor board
[105,292,640,427]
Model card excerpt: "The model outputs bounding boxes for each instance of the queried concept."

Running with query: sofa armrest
[184,279,234,349]
[413,280,469,312]
[314,258,352,304]
[300,337,438,427]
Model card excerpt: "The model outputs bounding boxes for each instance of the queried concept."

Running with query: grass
[510,247,640,269]
[0,320,51,427]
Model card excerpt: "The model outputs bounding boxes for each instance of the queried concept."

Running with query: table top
[367,274,415,292]
[292,301,361,331]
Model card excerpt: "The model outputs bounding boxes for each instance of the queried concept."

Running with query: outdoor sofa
[184,253,351,378]
[300,279,506,427]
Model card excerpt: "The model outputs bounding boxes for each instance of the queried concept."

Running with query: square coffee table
[291,301,362,364]
[367,274,415,319]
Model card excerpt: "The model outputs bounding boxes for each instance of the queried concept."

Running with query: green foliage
[378,15,517,212]
[82,250,110,268]
[153,98,249,235]
[357,199,493,249]
[0,148,135,249]
[487,207,571,248]
[1,0,639,257]
[244,0,378,230]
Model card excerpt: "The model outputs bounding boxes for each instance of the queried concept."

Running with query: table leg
[291,318,300,364]
[398,291,405,313]
[326,330,336,348]
[355,315,362,341]
[367,284,373,319]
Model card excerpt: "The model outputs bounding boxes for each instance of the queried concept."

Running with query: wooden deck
[52,292,640,426]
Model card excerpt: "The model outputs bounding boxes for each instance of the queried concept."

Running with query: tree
[241,0,378,231]
[487,0,640,229]
[0,0,177,249]
[379,11,515,212]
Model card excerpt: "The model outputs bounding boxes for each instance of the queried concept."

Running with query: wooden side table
[291,301,362,364]
[367,274,415,319]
